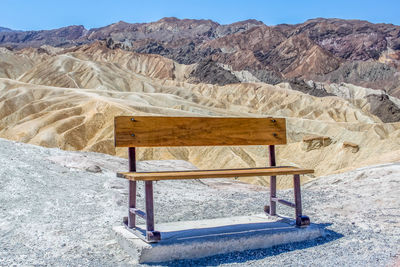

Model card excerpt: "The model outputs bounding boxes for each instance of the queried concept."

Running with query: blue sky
[1,0,399,31]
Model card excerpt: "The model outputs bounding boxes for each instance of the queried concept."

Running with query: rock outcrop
[302,136,332,152]
[343,142,359,153]
[188,59,240,85]
[367,94,400,122]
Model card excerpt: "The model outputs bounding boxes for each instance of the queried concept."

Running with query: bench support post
[145,181,154,232]
[293,174,310,226]
[293,174,302,224]
[144,181,161,242]
[128,147,137,229]
[268,145,277,216]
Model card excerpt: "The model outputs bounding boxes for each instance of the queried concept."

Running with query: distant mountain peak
[113,20,130,26]
[158,17,180,23]
[156,16,219,25]
[0,26,14,32]
[230,19,264,26]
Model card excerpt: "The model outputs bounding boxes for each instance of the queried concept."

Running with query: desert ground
[0,138,399,266]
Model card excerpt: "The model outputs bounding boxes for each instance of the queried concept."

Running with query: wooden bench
[115,116,314,243]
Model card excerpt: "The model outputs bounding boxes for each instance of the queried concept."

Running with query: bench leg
[127,147,137,228]
[264,145,277,215]
[128,180,137,228]
[269,176,277,215]
[293,174,310,226]
[145,181,160,242]
[145,181,154,231]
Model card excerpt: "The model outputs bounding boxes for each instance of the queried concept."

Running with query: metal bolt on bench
[115,116,313,243]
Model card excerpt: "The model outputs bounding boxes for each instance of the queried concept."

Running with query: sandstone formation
[302,136,332,152]
[342,142,359,153]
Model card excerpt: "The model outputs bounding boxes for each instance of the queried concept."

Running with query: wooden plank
[114,116,286,147]
[117,167,314,181]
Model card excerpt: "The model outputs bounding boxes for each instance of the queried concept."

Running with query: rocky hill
[1,17,400,96]
[0,41,399,188]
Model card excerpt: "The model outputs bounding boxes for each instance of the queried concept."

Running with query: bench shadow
[146,221,343,266]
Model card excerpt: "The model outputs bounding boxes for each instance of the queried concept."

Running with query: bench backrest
[114,116,286,147]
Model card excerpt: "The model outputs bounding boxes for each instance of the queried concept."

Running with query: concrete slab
[113,214,325,264]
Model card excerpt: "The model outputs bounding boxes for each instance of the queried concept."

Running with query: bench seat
[117,166,314,181]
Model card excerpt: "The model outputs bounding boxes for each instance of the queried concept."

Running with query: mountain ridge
[3,17,399,96]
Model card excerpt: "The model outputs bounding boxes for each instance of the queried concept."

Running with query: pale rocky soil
[0,138,399,266]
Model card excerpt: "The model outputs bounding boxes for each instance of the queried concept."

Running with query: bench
[115,116,314,243]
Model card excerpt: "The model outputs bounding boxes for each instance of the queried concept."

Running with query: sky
[1,0,400,31]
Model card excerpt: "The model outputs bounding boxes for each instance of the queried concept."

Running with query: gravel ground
[0,138,399,266]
